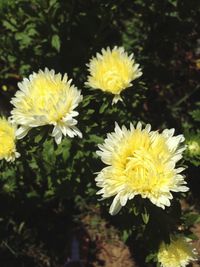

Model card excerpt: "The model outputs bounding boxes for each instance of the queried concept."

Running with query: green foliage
[183,212,200,227]
[190,101,200,122]
[0,0,199,266]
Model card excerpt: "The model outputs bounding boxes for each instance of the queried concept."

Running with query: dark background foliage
[0,0,199,266]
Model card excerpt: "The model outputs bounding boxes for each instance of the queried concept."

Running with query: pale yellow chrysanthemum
[0,117,20,162]
[11,68,83,144]
[96,122,188,215]
[85,46,142,104]
[157,235,197,267]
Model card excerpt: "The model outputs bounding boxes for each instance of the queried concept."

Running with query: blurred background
[0,0,199,266]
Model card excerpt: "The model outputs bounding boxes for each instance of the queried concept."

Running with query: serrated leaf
[184,213,200,226]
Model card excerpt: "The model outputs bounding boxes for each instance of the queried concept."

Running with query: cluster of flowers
[0,47,197,266]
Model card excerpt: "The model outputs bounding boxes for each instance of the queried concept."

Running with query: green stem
[173,85,200,108]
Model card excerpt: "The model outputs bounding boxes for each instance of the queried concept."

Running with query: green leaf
[145,252,157,263]
[89,134,103,144]
[183,212,200,226]
[3,20,16,32]
[99,102,109,114]
[49,0,58,8]
[34,134,43,143]
[87,109,95,115]
[122,230,130,242]
[26,191,39,198]
[51,34,60,52]
[82,95,93,107]
[15,32,32,48]
[133,206,139,216]
[142,208,150,224]
[190,109,200,122]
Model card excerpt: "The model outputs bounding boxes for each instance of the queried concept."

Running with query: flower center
[103,69,123,93]
[21,75,73,123]
[124,148,169,194]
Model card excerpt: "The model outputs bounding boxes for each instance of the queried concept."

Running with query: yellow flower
[11,68,83,144]
[157,235,197,267]
[86,46,142,104]
[96,122,188,215]
[0,117,20,162]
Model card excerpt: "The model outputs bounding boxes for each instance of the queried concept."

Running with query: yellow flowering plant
[157,235,197,267]
[11,68,83,144]
[0,45,198,267]
[0,117,20,162]
[86,46,142,104]
[96,122,188,215]
[0,0,199,265]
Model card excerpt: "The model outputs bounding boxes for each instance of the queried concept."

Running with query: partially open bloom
[157,235,197,267]
[0,117,20,161]
[11,68,83,144]
[187,139,200,157]
[96,122,188,215]
[185,133,200,166]
[86,46,142,104]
